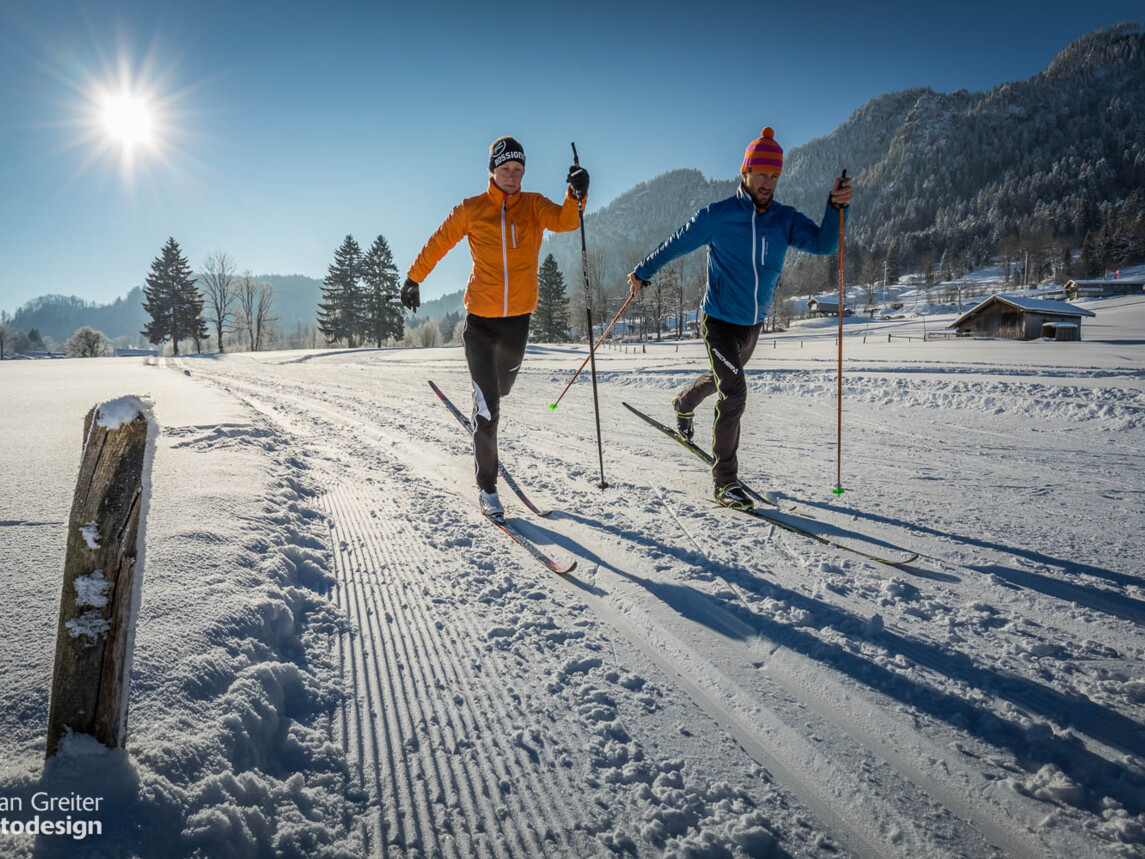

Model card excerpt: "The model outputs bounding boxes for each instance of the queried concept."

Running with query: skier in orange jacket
[403,136,588,517]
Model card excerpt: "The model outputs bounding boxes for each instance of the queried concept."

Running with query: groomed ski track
[173,344,1144,859]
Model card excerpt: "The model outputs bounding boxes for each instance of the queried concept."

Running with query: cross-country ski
[622,402,919,565]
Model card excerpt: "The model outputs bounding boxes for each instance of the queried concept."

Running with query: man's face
[492,161,525,195]
[742,170,780,208]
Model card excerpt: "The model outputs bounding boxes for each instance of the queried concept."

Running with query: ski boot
[672,395,695,441]
[714,482,754,511]
[479,489,504,520]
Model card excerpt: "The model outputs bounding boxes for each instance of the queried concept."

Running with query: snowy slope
[1,294,1144,857]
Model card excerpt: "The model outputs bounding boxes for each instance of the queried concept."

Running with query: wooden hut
[1064,279,1144,300]
[807,298,852,318]
[948,295,1095,341]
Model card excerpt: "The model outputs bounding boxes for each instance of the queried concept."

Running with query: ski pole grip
[571,142,579,167]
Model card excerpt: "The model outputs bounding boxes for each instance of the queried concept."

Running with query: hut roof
[949,294,1096,329]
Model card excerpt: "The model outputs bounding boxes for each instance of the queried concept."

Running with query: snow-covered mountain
[545,22,1145,296]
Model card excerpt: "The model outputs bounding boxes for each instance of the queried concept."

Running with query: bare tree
[0,321,14,359]
[200,251,238,353]
[649,267,670,342]
[236,273,279,351]
[64,326,111,358]
[669,260,690,339]
[406,318,440,347]
[569,247,608,341]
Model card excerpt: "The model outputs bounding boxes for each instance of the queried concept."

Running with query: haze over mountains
[6,23,1142,342]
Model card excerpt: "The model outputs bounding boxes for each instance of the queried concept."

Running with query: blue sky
[0,0,1140,314]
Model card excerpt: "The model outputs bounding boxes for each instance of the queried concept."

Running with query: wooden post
[46,397,151,759]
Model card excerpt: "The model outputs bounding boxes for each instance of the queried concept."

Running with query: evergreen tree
[318,235,364,346]
[361,234,403,346]
[534,254,570,342]
[438,310,462,344]
[141,237,205,355]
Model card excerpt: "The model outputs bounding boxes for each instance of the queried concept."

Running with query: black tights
[463,313,531,493]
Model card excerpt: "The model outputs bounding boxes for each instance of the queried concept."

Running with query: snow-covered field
[2,292,1144,858]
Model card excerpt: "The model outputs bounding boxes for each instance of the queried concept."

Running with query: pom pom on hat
[742,126,783,175]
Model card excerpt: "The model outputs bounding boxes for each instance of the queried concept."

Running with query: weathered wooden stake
[46,397,151,759]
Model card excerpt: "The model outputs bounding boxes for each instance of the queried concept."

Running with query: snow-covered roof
[1066,279,1144,287]
[950,294,1096,327]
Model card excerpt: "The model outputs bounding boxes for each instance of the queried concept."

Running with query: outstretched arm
[407,203,469,284]
[791,174,853,256]
[628,209,711,296]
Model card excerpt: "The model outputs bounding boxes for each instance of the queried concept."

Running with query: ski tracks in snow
[181,354,1143,857]
[185,359,819,857]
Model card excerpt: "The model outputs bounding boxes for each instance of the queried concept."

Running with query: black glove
[401,278,420,312]
[566,164,590,199]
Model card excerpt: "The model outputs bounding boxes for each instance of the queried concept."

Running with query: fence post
[46,397,151,759]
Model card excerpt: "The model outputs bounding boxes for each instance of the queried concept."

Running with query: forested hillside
[545,23,1145,304]
[7,24,1142,346]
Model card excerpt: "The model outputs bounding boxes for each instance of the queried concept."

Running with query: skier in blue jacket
[627,126,852,510]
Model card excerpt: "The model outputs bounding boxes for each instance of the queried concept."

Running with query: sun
[101,93,153,147]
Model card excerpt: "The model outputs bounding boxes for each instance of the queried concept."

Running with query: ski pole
[571,142,608,490]
[833,169,848,497]
[549,292,634,410]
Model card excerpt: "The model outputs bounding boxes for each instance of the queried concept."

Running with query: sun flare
[101,93,153,147]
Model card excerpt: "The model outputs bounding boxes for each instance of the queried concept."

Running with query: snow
[73,571,109,608]
[94,396,146,431]
[65,611,111,643]
[2,287,1144,857]
[79,522,100,549]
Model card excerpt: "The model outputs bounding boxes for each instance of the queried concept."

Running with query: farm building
[807,298,853,317]
[1064,279,1144,300]
[948,295,1095,341]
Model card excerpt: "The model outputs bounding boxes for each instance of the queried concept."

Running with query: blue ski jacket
[633,186,842,326]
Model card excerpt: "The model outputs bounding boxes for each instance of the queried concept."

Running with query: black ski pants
[463,312,531,493]
[674,314,762,487]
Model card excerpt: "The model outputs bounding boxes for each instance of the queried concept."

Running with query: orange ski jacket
[407,179,583,318]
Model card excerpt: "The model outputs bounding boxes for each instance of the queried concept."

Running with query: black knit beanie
[489,136,525,172]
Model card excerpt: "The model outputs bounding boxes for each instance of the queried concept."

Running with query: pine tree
[141,237,205,355]
[438,310,461,344]
[361,234,403,346]
[534,254,570,342]
[318,235,363,346]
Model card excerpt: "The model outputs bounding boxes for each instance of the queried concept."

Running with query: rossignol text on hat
[489,136,525,172]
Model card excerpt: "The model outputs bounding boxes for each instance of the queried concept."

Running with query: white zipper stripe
[751,208,760,323]
[500,201,510,316]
